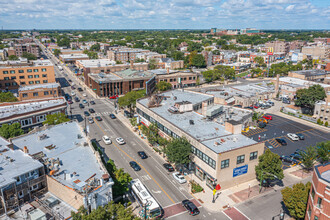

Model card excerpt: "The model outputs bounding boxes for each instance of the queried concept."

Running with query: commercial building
[59,53,89,64]
[11,122,114,210]
[305,163,330,220]
[0,59,56,90]
[302,46,329,59]
[265,41,289,54]
[18,82,61,101]
[0,137,47,216]
[157,58,184,70]
[152,69,198,88]
[0,97,67,130]
[136,90,264,190]
[13,43,40,58]
[107,48,150,62]
[59,49,84,55]
[288,70,329,82]
[313,92,330,124]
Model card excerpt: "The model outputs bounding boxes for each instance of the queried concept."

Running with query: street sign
[213,189,216,195]
[215,184,221,190]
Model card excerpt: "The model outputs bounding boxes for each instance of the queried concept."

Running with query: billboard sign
[233,165,248,177]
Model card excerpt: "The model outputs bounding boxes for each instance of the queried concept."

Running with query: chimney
[130,59,134,69]
[274,74,280,98]
[167,67,170,74]
[23,146,29,154]
[202,101,208,116]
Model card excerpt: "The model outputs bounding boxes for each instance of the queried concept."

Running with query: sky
[0,0,329,30]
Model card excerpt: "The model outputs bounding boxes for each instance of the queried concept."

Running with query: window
[33,92,38,97]
[237,155,245,164]
[35,80,40,84]
[29,81,34,84]
[42,74,47,77]
[314,216,319,220]
[28,75,33,78]
[27,69,32,72]
[21,82,26,85]
[34,75,39,78]
[10,70,15,74]
[3,71,8,74]
[250,151,258,160]
[43,80,48,83]
[311,187,315,200]
[22,93,28,98]
[16,176,21,184]
[11,76,16,80]
[308,206,311,218]
[30,184,38,191]
[12,82,17,86]
[18,191,24,199]
[4,77,9,80]
[317,197,322,208]
[41,68,46,72]
[5,83,10,86]
[33,69,39,72]
[37,115,46,122]
[19,70,24,73]
[21,118,33,127]
[44,91,49,95]
[221,159,230,169]
[19,76,25,79]
[189,77,192,80]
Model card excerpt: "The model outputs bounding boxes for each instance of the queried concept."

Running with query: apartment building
[157,58,184,70]
[0,137,47,216]
[302,46,329,59]
[136,90,264,190]
[13,43,40,58]
[305,163,330,220]
[289,40,307,50]
[265,41,289,54]
[313,92,330,124]
[0,60,56,90]
[152,69,198,88]
[18,82,61,101]
[107,48,150,62]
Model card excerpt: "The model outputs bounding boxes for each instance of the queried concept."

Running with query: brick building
[18,82,61,101]
[59,53,89,64]
[107,48,150,62]
[302,46,329,59]
[265,41,289,54]
[157,58,184,70]
[305,163,330,220]
[313,92,330,124]
[13,43,40,58]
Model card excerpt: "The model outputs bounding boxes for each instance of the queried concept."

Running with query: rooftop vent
[189,120,194,125]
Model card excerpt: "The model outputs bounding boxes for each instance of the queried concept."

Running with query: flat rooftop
[292,69,328,76]
[19,82,60,91]
[89,73,122,83]
[138,90,256,153]
[0,98,66,120]
[0,141,43,188]
[0,59,53,68]
[11,121,109,191]
[277,77,330,88]
[114,69,155,79]
[76,59,116,67]
[59,54,89,59]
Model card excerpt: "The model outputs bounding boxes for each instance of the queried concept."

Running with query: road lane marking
[93,119,176,204]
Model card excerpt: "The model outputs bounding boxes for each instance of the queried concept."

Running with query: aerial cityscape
[0,1,329,220]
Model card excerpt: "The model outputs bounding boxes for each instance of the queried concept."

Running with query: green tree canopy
[172,51,184,61]
[156,81,172,92]
[22,52,37,61]
[300,146,317,170]
[202,65,235,82]
[316,141,330,163]
[148,58,158,70]
[118,89,145,111]
[255,149,284,183]
[43,113,70,125]
[165,137,191,167]
[90,43,100,51]
[281,182,311,219]
[0,123,24,139]
[190,54,206,68]
[57,37,70,47]
[8,55,18,60]
[0,92,18,102]
[295,85,326,115]
[254,56,265,66]
[54,49,61,56]
[83,50,98,59]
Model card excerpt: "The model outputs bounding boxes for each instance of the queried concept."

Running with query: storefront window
[206,175,216,189]
[195,166,205,180]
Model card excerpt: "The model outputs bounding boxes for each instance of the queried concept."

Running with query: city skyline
[0,0,329,29]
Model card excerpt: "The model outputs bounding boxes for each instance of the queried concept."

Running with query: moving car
[82,93,87,97]
[163,163,174,172]
[275,138,287,146]
[90,100,96,105]
[129,161,141,171]
[263,115,273,120]
[74,97,80,102]
[138,151,148,159]
[280,155,298,164]
[78,88,83,92]
[88,117,94,124]
[253,105,259,109]
[287,133,299,141]
[89,108,95,113]
[296,133,305,140]
[116,137,125,145]
[172,172,187,184]
[95,116,102,121]
[102,136,112,145]
[109,113,116,119]
[82,99,88,104]
[79,104,84,109]
[84,111,90,116]
[71,91,76,96]
[182,200,200,216]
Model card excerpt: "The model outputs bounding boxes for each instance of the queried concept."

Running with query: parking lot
[242,113,330,168]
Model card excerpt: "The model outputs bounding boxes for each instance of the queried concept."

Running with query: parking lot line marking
[286,137,294,143]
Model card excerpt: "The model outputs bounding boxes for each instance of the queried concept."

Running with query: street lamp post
[84,117,87,136]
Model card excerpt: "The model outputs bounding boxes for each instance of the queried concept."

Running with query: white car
[287,133,299,141]
[172,172,187,184]
[88,117,94,124]
[102,136,112,145]
[71,91,76,96]
[82,93,87,97]
[116,137,125,145]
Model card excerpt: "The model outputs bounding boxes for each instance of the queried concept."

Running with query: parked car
[109,95,118,99]
[282,99,290,104]
[78,88,83,92]
[275,138,287,146]
[109,113,116,119]
[233,105,242,108]
[82,93,87,97]
[290,153,302,161]
[263,115,273,120]
[90,100,96,105]
[253,105,259,109]
[129,161,141,171]
[296,133,305,140]
[280,155,298,164]
[244,106,254,110]
[95,116,102,121]
[267,101,275,106]
[172,172,187,184]
[163,163,174,172]
[287,133,299,141]
[71,91,76,96]
[182,200,200,216]
[71,86,75,90]
[116,137,125,145]
[124,110,132,118]
[74,97,80,102]
[89,108,95,113]
[82,99,88,104]
[84,111,90,116]
[138,151,148,159]
[68,79,72,83]
[79,104,84,109]
[102,136,112,145]
[88,117,94,124]
[295,149,306,155]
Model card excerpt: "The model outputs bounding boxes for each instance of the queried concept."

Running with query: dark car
[89,108,95,113]
[109,113,116,119]
[280,155,298,164]
[79,103,84,109]
[182,200,200,216]
[71,86,75,90]
[294,149,306,155]
[74,97,80,102]
[296,133,305,140]
[78,88,83,92]
[258,122,267,128]
[84,111,90,116]
[234,105,242,108]
[68,79,72,83]
[290,153,302,161]
[282,99,290,104]
[244,106,254,110]
[138,151,148,159]
[275,138,287,146]
[124,110,132,118]
[90,100,96,105]
[163,163,174,172]
[129,161,141,171]
[95,116,102,121]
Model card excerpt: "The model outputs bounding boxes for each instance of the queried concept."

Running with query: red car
[109,95,119,99]
[253,105,259,109]
[263,115,273,120]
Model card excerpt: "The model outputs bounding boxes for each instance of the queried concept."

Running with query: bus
[130,179,162,219]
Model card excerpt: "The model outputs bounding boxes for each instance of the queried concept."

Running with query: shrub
[325,121,328,127]
[191,181,204,194]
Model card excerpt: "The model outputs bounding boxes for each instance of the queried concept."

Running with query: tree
[22,52,37,61]
[43,113,70,125]
[295,85,326,115]
[83,50,98,59]
[0,123,24,139]
[250,68,263,78]
[281,182,311,219]
[8,55,18,60]
[148,58,158,70]
[254,56,265,66]
[113,168,133,196]
[54,49,61,56]
[0,92,18,102]
[299,146,317,170]
[255,149,284,184]
[172,51,184,61]
[57,37,70,47]
[165,137,191,168]
[202,65,235,82]
[90,43,100,51]
[156,81,172,91]
[118,89,145,112]
[316,141,330,163]
[190,54,206,68]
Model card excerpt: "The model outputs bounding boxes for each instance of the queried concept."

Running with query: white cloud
[285,5,295,11]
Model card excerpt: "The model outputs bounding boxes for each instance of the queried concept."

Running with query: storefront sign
[233,165,248,177]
